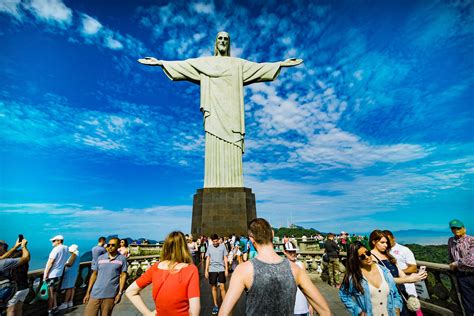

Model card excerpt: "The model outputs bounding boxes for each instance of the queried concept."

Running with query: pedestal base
[191,187,257,237]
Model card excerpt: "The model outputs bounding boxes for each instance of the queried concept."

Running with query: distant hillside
[405,244,449,264]
[79,235,158,262]
[273,226,320,238]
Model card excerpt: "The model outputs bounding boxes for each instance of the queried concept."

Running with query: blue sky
[1,0,473,247]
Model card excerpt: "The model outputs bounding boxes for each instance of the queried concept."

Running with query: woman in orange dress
[126,231,200,316]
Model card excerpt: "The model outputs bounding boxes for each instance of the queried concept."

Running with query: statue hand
[281,58,303,67]
[138,57,162,66]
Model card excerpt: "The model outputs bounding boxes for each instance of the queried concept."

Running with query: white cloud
[191,2,215,14]
[104,35,123,50]
[0,0,22,20]
[293,128,429,168]
[245,156,473,232]
[0,202,193,239]
[24,0,72,26]
[81,14,102,35]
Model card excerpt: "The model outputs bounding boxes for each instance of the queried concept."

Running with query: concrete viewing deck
[62,269,348,315]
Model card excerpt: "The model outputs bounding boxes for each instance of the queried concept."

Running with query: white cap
[68,244,79,255]
[49,235,64,242]
[284,241,299,252]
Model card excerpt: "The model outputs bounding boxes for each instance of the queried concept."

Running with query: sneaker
[212,305,219,315]
[57,303,68,311]
[67,301,74,308]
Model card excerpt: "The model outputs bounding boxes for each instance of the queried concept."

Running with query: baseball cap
[284,241,299,252]
[449,219,464,229]
[49,235,64,242]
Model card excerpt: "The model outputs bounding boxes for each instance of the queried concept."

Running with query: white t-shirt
[47,244,69,278]
[390,243,417,296]
[294,261,310,314]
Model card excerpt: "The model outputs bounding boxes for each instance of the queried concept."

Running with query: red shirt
[136,262,200,315]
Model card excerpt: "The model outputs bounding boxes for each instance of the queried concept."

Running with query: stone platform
[62,265,348,316]
[191,187,257,237]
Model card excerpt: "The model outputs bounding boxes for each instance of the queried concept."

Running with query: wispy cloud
[0,93,203,166]
[24,0,72,26]
[80,14,102,35]
[0,0,22,20]
[0,202,192,239]
[0,0,146,56]
[247,152,473,232]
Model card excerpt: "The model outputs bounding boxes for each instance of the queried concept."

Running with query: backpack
[0,274,17,309]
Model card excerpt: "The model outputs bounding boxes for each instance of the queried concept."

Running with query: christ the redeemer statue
[139,32,302,188]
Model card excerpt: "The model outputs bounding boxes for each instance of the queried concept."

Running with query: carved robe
[161,56,282,187]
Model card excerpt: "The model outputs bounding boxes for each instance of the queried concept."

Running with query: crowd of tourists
[0,218,472,316]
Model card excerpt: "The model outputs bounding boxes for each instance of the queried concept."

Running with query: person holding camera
[0,237,30,316]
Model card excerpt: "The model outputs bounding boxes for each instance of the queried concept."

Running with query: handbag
[37,281,49,301]
[403,294,421,312]
[372,253,421,312]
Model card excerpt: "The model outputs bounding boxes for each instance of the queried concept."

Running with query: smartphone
[18,234,24,242]
[419,265,426,273]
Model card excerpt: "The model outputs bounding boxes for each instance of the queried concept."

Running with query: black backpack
[0,274,17,310]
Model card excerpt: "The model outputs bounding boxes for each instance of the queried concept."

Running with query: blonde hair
[160,231,193,269]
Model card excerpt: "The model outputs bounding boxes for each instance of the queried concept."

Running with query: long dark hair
[369,230,396,265]
[342,241,366,294]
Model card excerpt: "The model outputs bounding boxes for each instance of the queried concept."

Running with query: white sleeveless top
[368,265,389,316]
[294,261,310,314]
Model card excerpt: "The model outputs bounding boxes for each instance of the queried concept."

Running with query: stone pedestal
[191,187,257,237]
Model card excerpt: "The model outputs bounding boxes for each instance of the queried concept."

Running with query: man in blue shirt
[91,237,107,269]
[83,237,127,316]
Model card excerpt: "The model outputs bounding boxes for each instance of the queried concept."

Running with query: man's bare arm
[83,270,97,304]
[218,264,247,316]
[205,255,210,279]
[295,266,331,316]
[403,264,418,274]
[43,258,55,280]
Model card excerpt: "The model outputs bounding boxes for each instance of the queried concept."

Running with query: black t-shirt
[324,239,340,258]
[11,250,29,290]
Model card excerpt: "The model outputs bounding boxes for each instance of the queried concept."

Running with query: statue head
[214,31,231,56]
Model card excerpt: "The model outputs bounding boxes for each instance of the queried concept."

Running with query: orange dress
[136,263,200,316]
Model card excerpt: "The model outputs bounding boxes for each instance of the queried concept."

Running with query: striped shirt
[448,234,474,273]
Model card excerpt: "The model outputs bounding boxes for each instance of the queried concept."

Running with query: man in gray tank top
[218,218,332,316]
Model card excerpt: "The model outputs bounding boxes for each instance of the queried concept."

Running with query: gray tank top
[245,257,297,316]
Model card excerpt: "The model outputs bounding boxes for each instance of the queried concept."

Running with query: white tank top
[368,265,389,316]
[294,261,310,314]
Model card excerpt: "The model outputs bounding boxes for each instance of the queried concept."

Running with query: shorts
[7,288,30,307]
[45,277,61,291]
[209,271,226,286]
[84,298,115,316]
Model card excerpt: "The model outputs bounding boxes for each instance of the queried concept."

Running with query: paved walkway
[63,270,348,315]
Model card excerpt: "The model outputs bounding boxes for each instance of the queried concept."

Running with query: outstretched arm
[138,57,163,66]
[281,58,303,67]
[294,265,331,315]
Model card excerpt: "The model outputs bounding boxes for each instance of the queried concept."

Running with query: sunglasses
[359,250,372,260]
[106,243,118,247]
